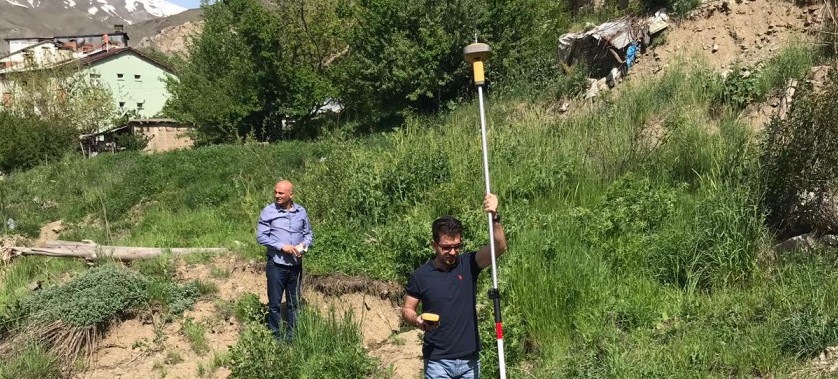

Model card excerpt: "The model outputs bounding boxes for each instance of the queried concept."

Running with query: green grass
[182,318,210,356]
[1,45,834,378]
[228,308,375,379]
[0,342,61,379]
[0,256,86,331]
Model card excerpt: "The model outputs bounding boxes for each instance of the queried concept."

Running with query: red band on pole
[496,323,503,339]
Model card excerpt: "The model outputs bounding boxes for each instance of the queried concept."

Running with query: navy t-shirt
[405,251,483,360]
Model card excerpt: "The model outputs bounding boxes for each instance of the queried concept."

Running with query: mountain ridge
[0,0,195,55]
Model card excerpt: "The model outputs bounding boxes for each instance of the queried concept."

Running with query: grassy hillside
[2,45,837,377]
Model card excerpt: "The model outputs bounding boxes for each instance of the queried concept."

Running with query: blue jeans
[424,356,480,379]
[266,262,302,341]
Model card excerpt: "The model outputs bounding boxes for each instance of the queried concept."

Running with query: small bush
[145,279,203,318]
[0,113,79,173]
[19,264,148,327]
[713,69,759,111]
[234,293,266,324]
[114,132,150,152]
[761,70,838,238]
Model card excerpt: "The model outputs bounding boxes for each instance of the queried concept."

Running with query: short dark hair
[432,215,463,242]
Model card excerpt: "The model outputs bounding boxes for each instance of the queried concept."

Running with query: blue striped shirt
[256,202,314,266]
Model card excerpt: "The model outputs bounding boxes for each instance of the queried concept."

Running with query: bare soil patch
[73,255,422,379]
[634,0,821,78]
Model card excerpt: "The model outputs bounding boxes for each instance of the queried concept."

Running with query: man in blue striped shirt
[256,180,314,341]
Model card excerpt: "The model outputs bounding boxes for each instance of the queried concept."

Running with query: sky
[169,0,202,10]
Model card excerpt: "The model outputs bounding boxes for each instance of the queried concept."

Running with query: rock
[597,77,609,91]
[28,280,42,291]
[775,234,818,254]
[585,79,599,100]
[711,43,719,52]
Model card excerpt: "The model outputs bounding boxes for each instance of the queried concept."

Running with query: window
[118,101,125,109]
[136,102,144,110]
[90,73,101,86]
[117,73,124,80]
[134,74,141,81]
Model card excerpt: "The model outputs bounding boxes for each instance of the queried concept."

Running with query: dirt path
[73,256,422,379]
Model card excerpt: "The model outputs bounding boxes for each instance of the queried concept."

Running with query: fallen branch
[3,240,226,263]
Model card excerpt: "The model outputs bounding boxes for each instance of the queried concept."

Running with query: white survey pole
[464,41,507,379]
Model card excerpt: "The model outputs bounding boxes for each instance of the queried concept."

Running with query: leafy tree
[0,64,118,172]
[165,0,348,144]
[2,64,117,133]
[0,112,78,173]
[335,0,572,128]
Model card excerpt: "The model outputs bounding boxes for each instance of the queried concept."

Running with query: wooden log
[3,241,226,262]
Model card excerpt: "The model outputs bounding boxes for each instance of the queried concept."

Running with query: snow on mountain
[125,0,185,17]
[4,0,187,21]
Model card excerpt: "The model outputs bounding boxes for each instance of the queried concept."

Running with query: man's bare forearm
[402,307,420,327]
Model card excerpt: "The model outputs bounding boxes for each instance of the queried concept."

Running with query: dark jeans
[266,261,302,341]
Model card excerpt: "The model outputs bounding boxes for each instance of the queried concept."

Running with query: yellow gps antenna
[464,41,507,379]
[463,42,492,85]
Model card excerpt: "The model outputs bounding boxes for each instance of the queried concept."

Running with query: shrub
[0,112,79,173]
[234,293,266,324]
[713,69,759,111]
[19,264,148,327]
[761,70,838,238]
[146,279,203,316]
[0,265,149,375]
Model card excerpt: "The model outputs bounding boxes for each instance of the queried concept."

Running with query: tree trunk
[3,240,226,263]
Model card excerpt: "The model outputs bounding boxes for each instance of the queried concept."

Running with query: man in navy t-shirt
[402,193,507,379]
